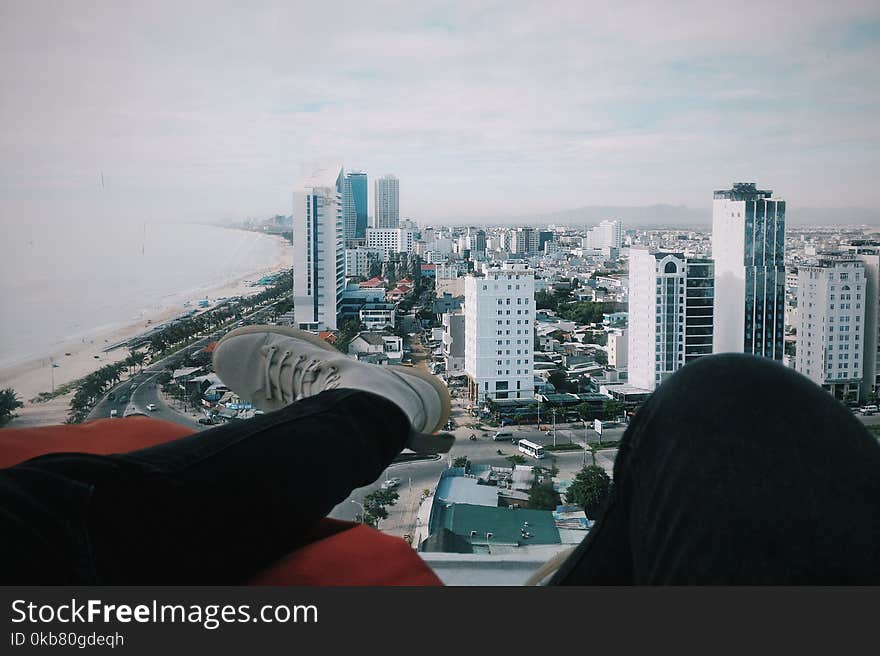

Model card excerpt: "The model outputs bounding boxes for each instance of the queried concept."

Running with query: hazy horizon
[2,1,879,227]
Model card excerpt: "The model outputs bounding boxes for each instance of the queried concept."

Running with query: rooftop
[713,181,775,201]
[299,165,343,190]
[435,475,499,507]
[431,503,561,548]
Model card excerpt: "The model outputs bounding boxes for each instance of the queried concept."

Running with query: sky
[1,0,879,225]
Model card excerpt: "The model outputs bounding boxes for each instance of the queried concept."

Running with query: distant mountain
[448,204,880,229]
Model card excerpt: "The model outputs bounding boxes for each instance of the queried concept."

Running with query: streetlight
[50,359,59,393]
[582,420,589,466]
[351,499,366,524]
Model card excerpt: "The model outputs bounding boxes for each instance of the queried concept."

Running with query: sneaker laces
[261,345,340,404]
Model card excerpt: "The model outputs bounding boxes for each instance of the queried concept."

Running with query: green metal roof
[433,503,561,547]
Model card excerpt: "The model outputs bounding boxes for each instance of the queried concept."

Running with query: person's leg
[551,353,880,584]
[0,389,411,584]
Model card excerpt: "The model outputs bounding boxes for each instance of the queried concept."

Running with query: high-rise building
[342,171,368,243]
[464,263,535,402]
[510,227,538,256]
[374,174,399,229]
[853,247,880,400]
[586,220,622,250]
[292,166,345,331]
[538,231,554,253]
[795,256,866,401]
[344,246,382,278]
[712,182,785,360]
[366,227,414,261]
[629,250,714,391]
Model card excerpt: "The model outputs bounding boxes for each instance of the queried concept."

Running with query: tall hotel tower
[795,256,866,401]
[629,250,715,391]
[374,174,400,229]
[292,166,345,331]
[712,182,785,360]
[464,263,535,402]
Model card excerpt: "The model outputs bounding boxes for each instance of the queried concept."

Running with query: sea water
[0,220,289,369]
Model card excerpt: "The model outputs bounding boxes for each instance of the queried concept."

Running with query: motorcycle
[469,434,477,441]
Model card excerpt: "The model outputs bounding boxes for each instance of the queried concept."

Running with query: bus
[518,439,546,459]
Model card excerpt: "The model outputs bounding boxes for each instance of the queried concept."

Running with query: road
[87,299,282,427]
[329,379,619,538]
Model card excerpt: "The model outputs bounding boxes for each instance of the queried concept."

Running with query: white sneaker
[213,325,453,453]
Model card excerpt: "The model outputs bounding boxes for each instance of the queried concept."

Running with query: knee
[660,353,811,406]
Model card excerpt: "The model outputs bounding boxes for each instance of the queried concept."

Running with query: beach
[1,232,290,428]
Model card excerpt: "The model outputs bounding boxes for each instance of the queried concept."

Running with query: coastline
[0,233,290,429]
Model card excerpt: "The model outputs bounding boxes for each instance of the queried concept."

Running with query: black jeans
[2,354,878,585]
[551,353,880,584]
[0,390,411,584]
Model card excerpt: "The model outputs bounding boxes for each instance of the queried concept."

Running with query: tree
[506,454,527,466]
[0,388,24,424]
[594,350,608,366]
[603,399,626,420]
[528,480,560,510]
[453,456,471,470]
[565,465,611,518]
[548,369,575,393]
[362,488,399,528]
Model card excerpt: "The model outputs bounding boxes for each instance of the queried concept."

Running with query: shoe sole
[216,325,451,433]
[216,324,339,354]
[386,365,452,434]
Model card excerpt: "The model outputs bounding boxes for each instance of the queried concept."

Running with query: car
[109,409,118,418]
[381,478,401,489]
[860,405,878,415]
[146,403,157,411]
[198,417,215,425]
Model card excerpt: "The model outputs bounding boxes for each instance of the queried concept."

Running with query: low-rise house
[359,303,396,330]
[347,332,404,364]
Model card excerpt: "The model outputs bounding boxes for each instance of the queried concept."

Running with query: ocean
[0,220,289,369]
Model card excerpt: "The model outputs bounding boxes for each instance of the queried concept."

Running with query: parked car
[198,417,215,425]
[146,403,157,411]
[860,405,879,415]
[381,478,401,489]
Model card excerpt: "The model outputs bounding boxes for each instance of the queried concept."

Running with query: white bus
[518,439,546,459]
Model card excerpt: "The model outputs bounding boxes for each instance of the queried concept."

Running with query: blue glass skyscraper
[343,171,368,242]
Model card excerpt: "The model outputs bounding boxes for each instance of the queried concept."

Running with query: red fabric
[0,417,442,586]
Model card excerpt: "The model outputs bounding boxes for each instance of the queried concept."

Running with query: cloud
[0,0,878,222]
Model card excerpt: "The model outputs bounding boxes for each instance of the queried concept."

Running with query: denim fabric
[550,354,880,584]
[0,390,410,584]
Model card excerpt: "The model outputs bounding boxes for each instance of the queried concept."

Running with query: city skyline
[2,1,879,230]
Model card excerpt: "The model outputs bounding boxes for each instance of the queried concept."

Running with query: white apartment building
[366,227,414,262]
[585,220,623,250]
[442,311,466,375]
[374,175,400,228]
[344,246,382,278]
[795,257,866,401]
[712,182,785,360]
[607,328,628,368]
[629,250,714,391]
[464,263,535,402]
[292,166,345,331]
[359,303,396,330]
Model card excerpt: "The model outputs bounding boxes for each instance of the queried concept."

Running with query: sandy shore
[1,235,290,429]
